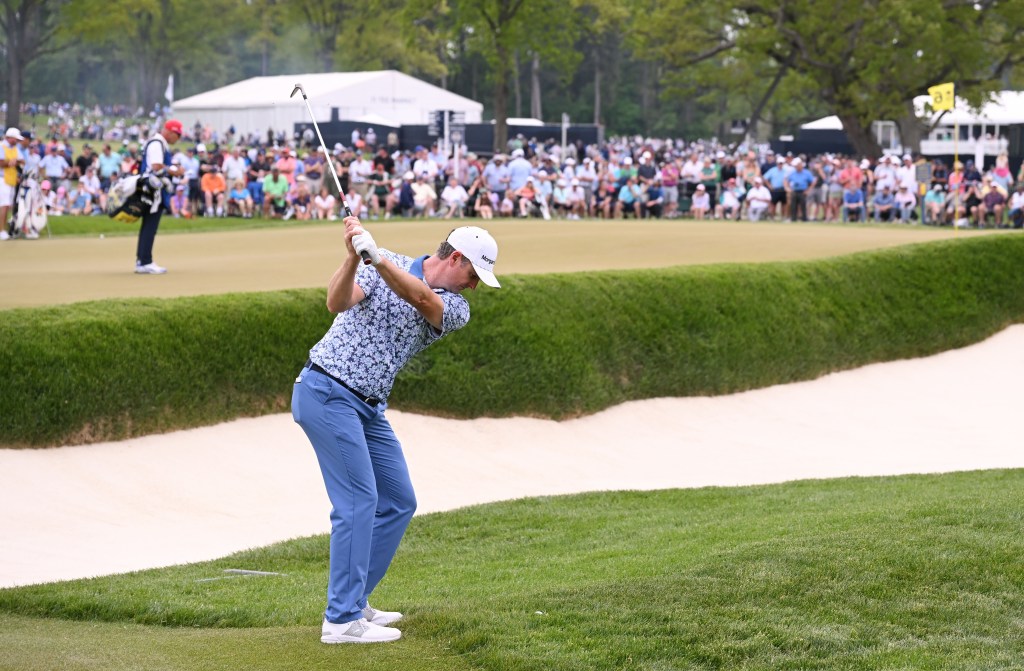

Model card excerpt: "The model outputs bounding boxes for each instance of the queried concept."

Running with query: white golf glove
[352,230,381,265]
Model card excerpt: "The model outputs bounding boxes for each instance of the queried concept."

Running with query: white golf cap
[5,127,23,140]
[447,226,500,288]
[196,143,207,152]
[511,148,524,158]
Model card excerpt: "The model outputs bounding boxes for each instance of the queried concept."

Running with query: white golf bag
[12,174,48,239]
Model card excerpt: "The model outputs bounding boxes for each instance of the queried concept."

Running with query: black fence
[295,110,602,157]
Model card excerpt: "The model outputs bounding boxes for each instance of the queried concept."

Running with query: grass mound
[1,471,1023,669]
[3,234,1024,447]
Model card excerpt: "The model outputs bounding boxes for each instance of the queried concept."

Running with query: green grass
[2,470,1023,670]
[3,234,1024,447]
[43,213,337,237]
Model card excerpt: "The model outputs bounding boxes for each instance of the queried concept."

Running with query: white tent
[171,71,483,138]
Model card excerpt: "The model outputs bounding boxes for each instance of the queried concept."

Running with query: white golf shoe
[321,617,401,644]
[362,604,403,626]
[135,262,167,275]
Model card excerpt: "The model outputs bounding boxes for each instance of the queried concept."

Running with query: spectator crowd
[4,101,1024,236]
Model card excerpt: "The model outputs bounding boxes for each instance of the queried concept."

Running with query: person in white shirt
[1007,184,1024,229]
[411,146,439,183]
[439,176,468,218]
[568,178,587,219]
[894,185,917,223]
[349,152,373,199]
[745,177,772,221]
[314,185,337,220]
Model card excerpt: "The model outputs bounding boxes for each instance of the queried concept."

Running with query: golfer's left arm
[375,259,444,329]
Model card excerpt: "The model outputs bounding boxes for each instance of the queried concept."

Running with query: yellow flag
[928,82,955,111]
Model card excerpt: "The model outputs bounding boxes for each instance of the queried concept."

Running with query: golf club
[290,82,371,264]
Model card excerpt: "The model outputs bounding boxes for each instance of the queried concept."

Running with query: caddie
[292,219,500,644]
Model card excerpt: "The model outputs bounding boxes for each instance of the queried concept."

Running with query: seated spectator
[977,179,1007,227]
[439,176,469,218]
[615,176,642,218]
[923,185,945,225]
[68,178,97,215]
[262,166,290,219]
[201,166,227,217]
[498,191,515,217]
[515,177,542,218]
[745,177,772,221]
[1009,184,1024,229]
[644,177,664,218]
[690,183,711,219]
[229,180,254,218]
[592,182,614,218]
[894,185,917,223]
[568,178,587,219]
[48,185,67,215]
[385,171,415,218]
[551,178,572,218]
[842,184,865,222]
[410,172,437,217]
[714,178,742,220]
[170,184,191,218]
[314,186,336,220]
[345,189,366,219]
[291,180,312,220]
[466,177,493,220]
[872,186,895,222]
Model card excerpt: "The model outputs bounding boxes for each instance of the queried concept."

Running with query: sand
[1,326,1022,588]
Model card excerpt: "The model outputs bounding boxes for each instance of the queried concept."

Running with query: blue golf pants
[292,365,417,624]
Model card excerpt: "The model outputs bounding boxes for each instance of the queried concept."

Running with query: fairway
[0,218,995,309]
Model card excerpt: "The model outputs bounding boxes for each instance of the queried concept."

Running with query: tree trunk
[593,58,601,125]
[6,52,23,130]
[530,51,542,121]
[512,49,522,118]
[640,60,652,132]
[895,98,927,157]
[838,113,883,159]
[493,44,510,153]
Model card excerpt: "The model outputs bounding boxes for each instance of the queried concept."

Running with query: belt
[304,359,380,407]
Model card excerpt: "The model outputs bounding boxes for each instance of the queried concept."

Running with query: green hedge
[2,235,1023,448]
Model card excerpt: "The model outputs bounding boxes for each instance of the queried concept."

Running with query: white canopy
[171,70,483,139]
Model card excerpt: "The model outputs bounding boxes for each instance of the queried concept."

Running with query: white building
[171,70,484,138]
[799,90,1024,163]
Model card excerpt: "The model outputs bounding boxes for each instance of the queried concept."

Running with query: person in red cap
[134,119,185,274]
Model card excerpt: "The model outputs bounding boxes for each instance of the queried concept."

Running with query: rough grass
[2,234,1023,447]
[2,471,1023,670]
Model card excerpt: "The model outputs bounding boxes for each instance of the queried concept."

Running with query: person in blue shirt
[762,157,791,219]
[784,157,816,221]
[616,176,643,218]
[872,185,896,222]
[841,185,865,222]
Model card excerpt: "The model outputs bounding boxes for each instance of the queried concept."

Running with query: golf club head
[290,83,305,99]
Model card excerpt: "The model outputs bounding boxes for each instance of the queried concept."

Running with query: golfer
[292,218,500,644]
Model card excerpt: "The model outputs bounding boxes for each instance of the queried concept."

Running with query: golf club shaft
[291,84,371,264]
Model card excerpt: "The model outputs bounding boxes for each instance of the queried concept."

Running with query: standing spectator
[364,127,377,151]
[482,154,510,203]
[785,158,815,222]
[247,150,268,214]
[506,148,532,192]
[366,162,390,220]
[929,159,948,191]
[303,149,325,195]
[661,157,681,218]
[275,147,298,185]
[411,146,439,184]
[97,144,121,194]
[74,144,96,179]
[762,157,789,220]
[349,150,373,199]
[135,119,185,274]
[0,128,25,239]
[39,143,70,189]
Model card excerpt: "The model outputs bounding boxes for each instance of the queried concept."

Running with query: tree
[638,0,1024,157]
[1,0,67,128]
[452,0,581,151]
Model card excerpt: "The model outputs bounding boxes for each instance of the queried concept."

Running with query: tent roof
[174,71,482,113]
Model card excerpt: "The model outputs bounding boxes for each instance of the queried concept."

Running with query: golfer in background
[292,218,500,644]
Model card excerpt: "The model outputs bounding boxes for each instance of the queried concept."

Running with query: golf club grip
[341,204,371,264]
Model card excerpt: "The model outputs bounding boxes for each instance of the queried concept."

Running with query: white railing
[919,138,1009,156]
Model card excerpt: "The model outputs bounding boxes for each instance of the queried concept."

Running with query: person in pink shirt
[275,147,298,186]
